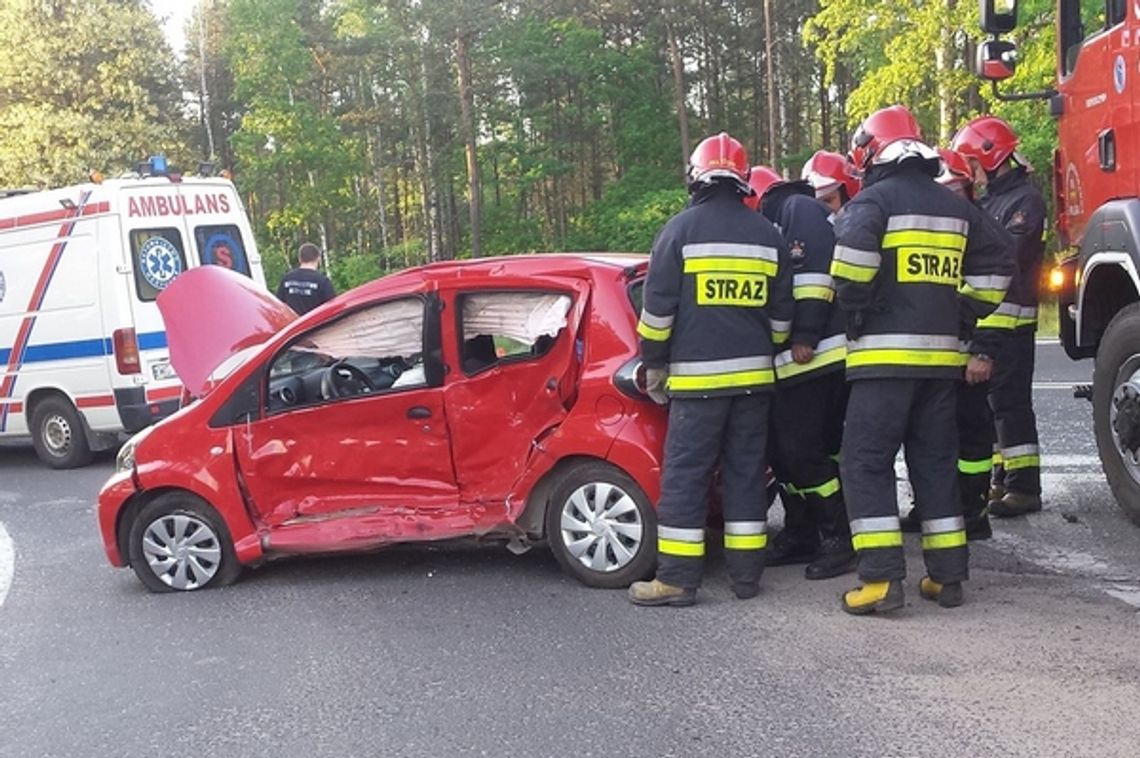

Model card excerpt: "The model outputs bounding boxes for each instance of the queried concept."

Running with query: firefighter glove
[645,367,669,405]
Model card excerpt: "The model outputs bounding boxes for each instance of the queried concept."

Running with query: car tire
[127,493,241,592]
[1093,302,1140,527]
[30,395,94,469]
[544,461,656,589]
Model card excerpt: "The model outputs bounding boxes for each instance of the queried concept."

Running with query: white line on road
[0,521,12,609]
[1032,381,1085,390]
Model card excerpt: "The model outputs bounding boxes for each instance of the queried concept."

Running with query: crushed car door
[234,294,461,531]
[443,282,587,508]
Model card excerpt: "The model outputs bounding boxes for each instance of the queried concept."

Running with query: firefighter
[745,165,856,580]
[832,106,1013,614]
[629,132,794,606]
[952,116,1048,518]
[901,149,1008,541]
[802,150,862,218]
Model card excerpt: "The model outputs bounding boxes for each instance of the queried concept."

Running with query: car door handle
[406,406,433,419]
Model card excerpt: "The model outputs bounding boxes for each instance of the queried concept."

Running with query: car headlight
[116,427,152,473]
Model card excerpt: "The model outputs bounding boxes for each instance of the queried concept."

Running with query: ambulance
[0,157,266,468]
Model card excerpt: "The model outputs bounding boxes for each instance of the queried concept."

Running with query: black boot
[766,529,819,566]
[965,514,992,541]
[804,536,857,580]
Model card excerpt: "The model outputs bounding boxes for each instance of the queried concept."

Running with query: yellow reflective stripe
[775,343,847,380]
[977,312,1018,329]
[1003,454,1040,471]
[958,458,994,475]
[724,533,769,550]
[851,531,903,550]
[785,477,840,498]
[667,369,776,391]
[960,283,1006,305]
[831,259,877,283]
[882,229,967,252]
[922,531,967,550]
[846,348,967,368]
[794,285,835,301]
[637,321,671,341]
[772,330,790,343]
[658,538,705,557]
[684,258,778,276]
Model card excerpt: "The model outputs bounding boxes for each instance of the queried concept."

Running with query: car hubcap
[43,414,72,456]
[1111,356,1140,485]
[141,514,222,590]
[559,481,643,573]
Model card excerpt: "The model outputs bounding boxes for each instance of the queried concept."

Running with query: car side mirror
[977,39,1017,81]
[980,0,1018,34]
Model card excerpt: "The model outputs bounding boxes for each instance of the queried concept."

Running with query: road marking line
[1032,381,1086,390]
[0,522,13,608]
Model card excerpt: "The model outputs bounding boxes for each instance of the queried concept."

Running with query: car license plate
[151,360,178,381]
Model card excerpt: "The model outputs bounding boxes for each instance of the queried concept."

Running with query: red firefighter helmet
[742,165,783,210]
[688,132,751,190]
[848,105,931,173]
[936,148,974,198]
[801,150,861,201]
[950,115,1019,173]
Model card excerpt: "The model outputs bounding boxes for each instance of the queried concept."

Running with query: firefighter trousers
[957,378,995,521]
[771,370,851,542]
[656,394,771,590]
[989,328,1041,496]
[841,378,968,584]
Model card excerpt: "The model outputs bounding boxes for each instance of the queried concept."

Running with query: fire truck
[979,0,1140,524]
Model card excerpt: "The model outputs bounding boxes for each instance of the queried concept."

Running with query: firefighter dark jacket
[761,185,847,385]
[832,160,1015,381]
[971,166,1047,358]
[638,182,794,397]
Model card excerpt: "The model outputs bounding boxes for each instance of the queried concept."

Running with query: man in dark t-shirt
[276,242,335,314]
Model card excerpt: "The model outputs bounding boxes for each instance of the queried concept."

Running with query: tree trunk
[666,21,690,178]
[763,0,778,166]
[455,31,482,257]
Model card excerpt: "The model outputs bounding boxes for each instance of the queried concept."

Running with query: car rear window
[459,292,571,374]
[195,224,251,277]
[130,228,187,301]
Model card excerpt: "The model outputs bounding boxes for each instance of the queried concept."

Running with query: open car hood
[157,266,297,396]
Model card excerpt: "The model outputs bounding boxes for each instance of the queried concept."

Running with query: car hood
[157,266,297,396]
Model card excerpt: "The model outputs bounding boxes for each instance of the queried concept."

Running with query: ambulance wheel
[545,461,657,589]
[127,493,241,593]
[30,395,93,469]
[1094,303,1140,527]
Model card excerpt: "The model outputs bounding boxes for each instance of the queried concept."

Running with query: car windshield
[209,345,262,383]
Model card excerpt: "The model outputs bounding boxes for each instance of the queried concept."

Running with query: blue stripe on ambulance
[0,331,167,366]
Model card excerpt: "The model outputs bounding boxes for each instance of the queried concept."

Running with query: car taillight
[614,357,651,401]
[113,328,141,375]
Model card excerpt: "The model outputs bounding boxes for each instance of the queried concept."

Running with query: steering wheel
[321,360,376,399]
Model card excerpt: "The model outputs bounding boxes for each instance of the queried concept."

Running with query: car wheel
[545,461,656,589]
[30,395,93,469]
[127,493,241,592]
[1094,302,1140,527]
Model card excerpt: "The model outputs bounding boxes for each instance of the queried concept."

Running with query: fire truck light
[1047,266,1065,292]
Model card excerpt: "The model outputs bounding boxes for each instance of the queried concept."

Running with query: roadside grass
[1038,295,1059,338]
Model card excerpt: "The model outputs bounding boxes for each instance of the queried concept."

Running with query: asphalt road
[1,341,1138,758]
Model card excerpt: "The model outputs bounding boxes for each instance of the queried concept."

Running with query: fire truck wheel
[127,493,241,593]
[30,395,94,469]
[1094,302,1140,527]
[545,461,657,589]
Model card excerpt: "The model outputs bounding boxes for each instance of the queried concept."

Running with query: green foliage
[568,167,688,252]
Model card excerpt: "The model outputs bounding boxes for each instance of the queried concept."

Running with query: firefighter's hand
[846,312,864,341]
[965,355,993,385]
[791,343,815,364]
[644,367,669,405]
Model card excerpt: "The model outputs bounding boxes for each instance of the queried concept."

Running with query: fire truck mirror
[981,0,1019,35]
[976,39,1017,81]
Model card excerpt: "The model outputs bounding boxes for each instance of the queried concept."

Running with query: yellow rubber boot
[629,578,697,607]
[841,579,904,615]
[919,576,964,608]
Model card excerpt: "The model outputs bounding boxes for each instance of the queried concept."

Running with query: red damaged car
[97,255,667,591]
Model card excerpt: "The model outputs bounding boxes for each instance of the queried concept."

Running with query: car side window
[266,297,428,412]
[459,292,572,375]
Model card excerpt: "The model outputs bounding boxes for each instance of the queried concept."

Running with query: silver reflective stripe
[1002,444,1040,458]
[774,333,847,368]
[990,302,1022,317]
[770,318,792,334]
[849,333,961,351]
[834,245,881,267]
[669,355,773,375]
[639,309,674,329]
[920,516,966,535]
[886,214,968,235]
[1020,305,1038,319]
[658,526,704,542]
[682,242,779,262]
[851,516,901,534]
[793,273,834,288]
[963,274,1011,290]
[724,520,767,535]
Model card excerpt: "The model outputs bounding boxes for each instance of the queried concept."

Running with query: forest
[0,0,1057,290]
